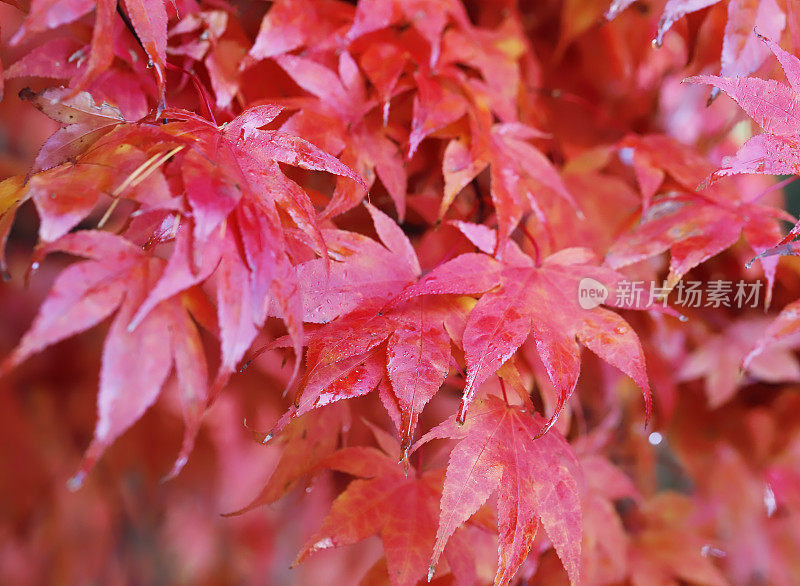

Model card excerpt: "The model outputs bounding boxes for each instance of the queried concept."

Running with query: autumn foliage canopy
[3,0,800,584]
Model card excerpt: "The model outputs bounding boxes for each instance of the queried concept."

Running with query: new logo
[578,278,608,309]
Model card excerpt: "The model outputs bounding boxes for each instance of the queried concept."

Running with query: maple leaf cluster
[2,0,800,584]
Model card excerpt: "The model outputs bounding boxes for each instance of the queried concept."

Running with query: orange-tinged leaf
[19,86,125,127]
[0,175,26,279]
[413,396,583,586]
[295,443,441,586]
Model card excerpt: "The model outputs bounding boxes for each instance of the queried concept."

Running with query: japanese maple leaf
[616,134,721,212]
[10,0,97,45]
[607,0,785,83]
[110,103,362,386]
[14,109,265,387]
[273,52,375,124]
[340,3,477,160]
[346,0,472,68]
[294,437,444,586]
[687,35,800,178]
[330,116,408,220]
[441,117,575,253]
[168,10,250,111]
[11,0,168,94]
[680,318,800,408]
[606,194,788,301]
[267,52,407,219]
[401,230,651,428]
[5,98,365,485]
[609,134,789,302]
[246,0,353,64]
[19,87,126,175]
[438,19,526,123]
[120,0,168,93]
[628,494,729,586]
[407,71,470,158]
[5,38,86,85]
[412,396,583,586]
[292,293,466,451]
[1,231,208,486]
[297,203,419,324]
[719,0,785,78]
[272,204,468,450]
[15,88,191,243]
[744,297,800,370]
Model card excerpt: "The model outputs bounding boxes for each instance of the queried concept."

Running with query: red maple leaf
[607,0,786,83]
[2,231,208,485]
[401,232,651,427]
[687,34,800,178]
[412,395,584,586]
[294,427,449,586]
[270,204,466,450]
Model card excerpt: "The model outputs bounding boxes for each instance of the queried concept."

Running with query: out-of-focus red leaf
[628,494,729,586]
[681,318,800,408]
[225,405,348,515]
[2,231,210,485]
[744,297,800,368]
[10,0,94,43]
[5,37,84,80]
[721,0,785,79]
[71,0,115,91]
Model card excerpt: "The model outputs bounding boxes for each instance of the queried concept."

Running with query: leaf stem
[164,62,218,125]
[518,222,541,266]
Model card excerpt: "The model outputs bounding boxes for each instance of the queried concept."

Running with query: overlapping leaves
[2,89,365,484]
